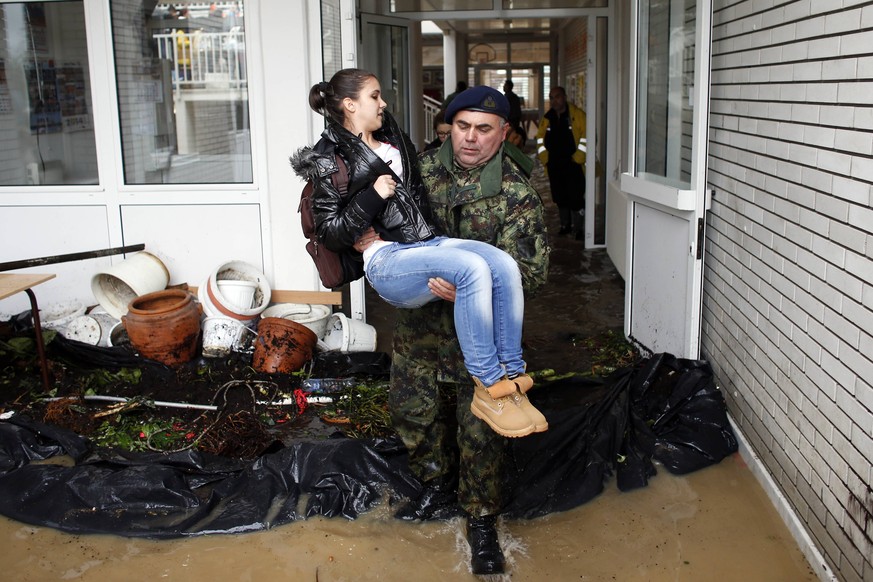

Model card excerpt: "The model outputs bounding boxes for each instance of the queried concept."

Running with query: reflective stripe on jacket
[535,102,587,169]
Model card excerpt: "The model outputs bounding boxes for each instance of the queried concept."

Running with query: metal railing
[154,29,247,90]
[423,94,442,145]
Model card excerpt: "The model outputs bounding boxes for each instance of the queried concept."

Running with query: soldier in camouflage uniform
[390,86,549,576]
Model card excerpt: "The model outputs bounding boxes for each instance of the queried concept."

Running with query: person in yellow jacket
[536,86,587,239]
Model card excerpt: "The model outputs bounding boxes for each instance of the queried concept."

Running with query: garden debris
[581,329,642,375]
[316,379,391,439]
[92,395,151,418]
[198,409,276,458]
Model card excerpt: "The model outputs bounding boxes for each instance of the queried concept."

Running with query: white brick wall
[704,1,873,580]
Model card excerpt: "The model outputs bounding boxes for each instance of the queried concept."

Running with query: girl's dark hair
[308,68,376,124]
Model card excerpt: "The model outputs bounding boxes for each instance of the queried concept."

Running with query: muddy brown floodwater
[0,453,815,581]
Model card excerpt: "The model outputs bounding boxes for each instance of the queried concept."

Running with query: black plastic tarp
[0,353,737,537]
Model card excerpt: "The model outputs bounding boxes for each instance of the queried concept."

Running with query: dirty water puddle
[0,455,815,581]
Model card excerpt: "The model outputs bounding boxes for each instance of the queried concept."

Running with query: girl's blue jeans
[366,236,525,386]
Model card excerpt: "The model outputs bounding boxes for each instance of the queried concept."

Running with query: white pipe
[42,393,333,411]
[64,394,217,411]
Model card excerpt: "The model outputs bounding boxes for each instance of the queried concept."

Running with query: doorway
[472,66,546,142]
[349,5,616,328]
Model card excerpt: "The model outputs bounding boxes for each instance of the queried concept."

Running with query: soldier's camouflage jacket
[392,141,550,385]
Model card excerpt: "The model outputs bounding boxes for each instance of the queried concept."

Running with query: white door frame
[620,0,713,359]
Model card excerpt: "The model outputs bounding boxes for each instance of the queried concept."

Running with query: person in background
[536,86,587,239]
[503,79,525,139]
[425,110,452,150]
[440,80,467,111]
[504,124,525,149]
[391,86,550,576]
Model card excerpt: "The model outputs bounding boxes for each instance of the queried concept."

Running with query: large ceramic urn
[123,289,201,367]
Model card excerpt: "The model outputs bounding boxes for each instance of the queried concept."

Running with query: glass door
[621,0,713,359]
[359,14,410,131]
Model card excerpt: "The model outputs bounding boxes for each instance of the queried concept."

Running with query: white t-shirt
[373,141,403,180]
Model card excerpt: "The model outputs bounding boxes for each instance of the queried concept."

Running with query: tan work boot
[470,377,536,438]
[510,387,548,432]
[506,373,546,431]
[510,373,534,393]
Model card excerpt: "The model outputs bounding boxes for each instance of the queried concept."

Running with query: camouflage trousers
[389,353,510,517]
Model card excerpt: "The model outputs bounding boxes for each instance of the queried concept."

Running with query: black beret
[445,86,510,123]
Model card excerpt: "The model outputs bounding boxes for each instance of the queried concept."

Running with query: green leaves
[319,380,392,439]
[93,415,188,452]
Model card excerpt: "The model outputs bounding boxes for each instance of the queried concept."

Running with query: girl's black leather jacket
[290,111,437,253]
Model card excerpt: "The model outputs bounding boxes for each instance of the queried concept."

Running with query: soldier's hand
[428,277,456,302]
[353,227,380,252]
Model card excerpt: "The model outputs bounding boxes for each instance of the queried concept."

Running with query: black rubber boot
[394,478,461,521]
[466,514,505,575]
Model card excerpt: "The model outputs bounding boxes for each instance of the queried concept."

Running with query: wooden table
[0,273,56,391]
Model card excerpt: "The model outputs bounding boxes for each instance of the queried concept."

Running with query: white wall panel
[257,0,323,292]
[0,205,111,316]
[120,204,264,290]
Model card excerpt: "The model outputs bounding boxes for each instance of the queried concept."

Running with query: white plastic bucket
[261,303,332,339]
[91,252,170,319]
[201,316,257,358]
[199,260,271,324]
[216,280,258,310]
[321,312,377,353]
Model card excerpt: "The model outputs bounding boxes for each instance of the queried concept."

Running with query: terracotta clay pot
[252,317,317,374]
[123,289,201,367]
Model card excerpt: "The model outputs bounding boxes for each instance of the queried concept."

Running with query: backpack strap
[331,154,349,195]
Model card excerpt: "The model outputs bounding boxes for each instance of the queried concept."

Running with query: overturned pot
[251,317,317,374]
[123,289,201,367]
[92,251,170,319]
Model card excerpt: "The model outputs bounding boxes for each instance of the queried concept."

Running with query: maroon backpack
[298,155,363,288]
